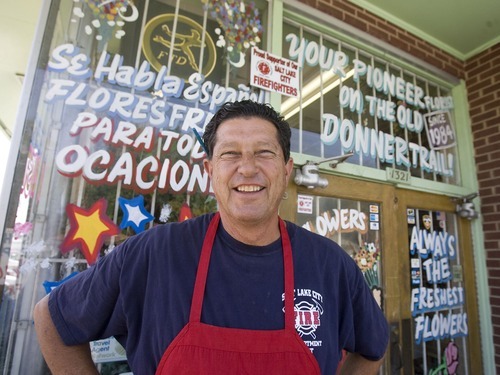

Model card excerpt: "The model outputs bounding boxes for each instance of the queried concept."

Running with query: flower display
[354,242,381,288]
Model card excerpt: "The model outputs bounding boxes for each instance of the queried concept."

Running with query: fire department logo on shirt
[295,300,323,338]
[284,288,324,351]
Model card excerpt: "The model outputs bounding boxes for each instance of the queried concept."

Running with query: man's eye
[220,151,240,159]
[256,150,276,158]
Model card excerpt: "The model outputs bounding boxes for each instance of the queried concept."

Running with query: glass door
[396,189,482,375]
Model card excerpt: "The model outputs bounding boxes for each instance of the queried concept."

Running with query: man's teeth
[236,185,263,192]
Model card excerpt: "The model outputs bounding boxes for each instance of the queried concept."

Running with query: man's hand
[33,295,99,374]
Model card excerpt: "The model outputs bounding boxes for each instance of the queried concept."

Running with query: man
[34,100,388,374]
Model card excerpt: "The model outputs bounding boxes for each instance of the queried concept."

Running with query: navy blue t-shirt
[49,213,389,374]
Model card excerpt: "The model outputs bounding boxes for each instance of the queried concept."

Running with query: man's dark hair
[202,100,291,162]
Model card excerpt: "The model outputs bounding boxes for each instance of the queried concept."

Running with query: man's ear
[203,159,213,178]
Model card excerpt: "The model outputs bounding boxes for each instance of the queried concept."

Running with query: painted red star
[61,198,119,265]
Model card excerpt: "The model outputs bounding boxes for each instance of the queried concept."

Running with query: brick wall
[297,0,500,372]
[465,44,500,373]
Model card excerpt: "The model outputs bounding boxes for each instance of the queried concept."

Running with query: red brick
[491,301,500,312]
[469,105,485,118]
[490,150,500,160]
[491,315,500,326]
[367,24,391,41]
[483,222,498,231]
[478,174,500,186]
[465,57,480,70]
[467,77,494,93]
[396,30,417,45]
[486,231,500,240]
[482,196,500,206]
[488,276,500,287]
[477,170,492,180]
[343,12,369,32]
[482,212,500,222]
[481,95,499,107]
[407,44,429,63]
[473,137,487,148]
[475,155,490,165]
[476,142,500,155]
[469,92,496,108]
[330,0,358,14]
[483,117,500,128]
[473,127,500,141]
[479,186,494,196]
[317,1,341,19]
[388,36,410,53]
[445,65,463,79]
[375,19,399,35]
[355,10,378,26]
[467,61,493,77]
[488,260,500,270]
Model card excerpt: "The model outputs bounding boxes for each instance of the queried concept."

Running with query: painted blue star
[43,272,79,294]
[118,195,154,234]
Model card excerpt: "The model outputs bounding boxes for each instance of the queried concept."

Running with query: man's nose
[237,153,259,175]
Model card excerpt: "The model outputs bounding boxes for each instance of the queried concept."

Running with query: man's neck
[219,215,281,246]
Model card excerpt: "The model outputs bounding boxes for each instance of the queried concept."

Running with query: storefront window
[282,18,460,185]
[0,0,269,372]
[295,195,384,306]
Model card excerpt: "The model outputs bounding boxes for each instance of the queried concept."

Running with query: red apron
[155,213,321,374]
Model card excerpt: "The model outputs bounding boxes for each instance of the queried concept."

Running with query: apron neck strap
[189,213,295,331]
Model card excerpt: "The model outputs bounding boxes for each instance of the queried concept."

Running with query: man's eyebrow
[216,140,278,149]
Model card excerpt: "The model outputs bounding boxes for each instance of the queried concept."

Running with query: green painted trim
[348,0,467,60]
[471,218,495,374]
[453,81,478,191]
[453,81,495,374]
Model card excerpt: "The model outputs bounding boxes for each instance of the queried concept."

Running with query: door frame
[280,172,483,374]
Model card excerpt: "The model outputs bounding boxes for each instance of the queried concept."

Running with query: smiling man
[34,100,388,374]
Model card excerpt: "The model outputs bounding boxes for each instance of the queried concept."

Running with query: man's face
[203,117,294,226]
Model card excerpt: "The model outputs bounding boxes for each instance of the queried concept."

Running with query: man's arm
[338,352,384,375]
[33,295,99,375]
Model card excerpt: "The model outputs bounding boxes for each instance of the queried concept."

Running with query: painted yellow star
[61,198,119,264]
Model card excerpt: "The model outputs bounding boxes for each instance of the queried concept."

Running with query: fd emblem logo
[294,300,323,339]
